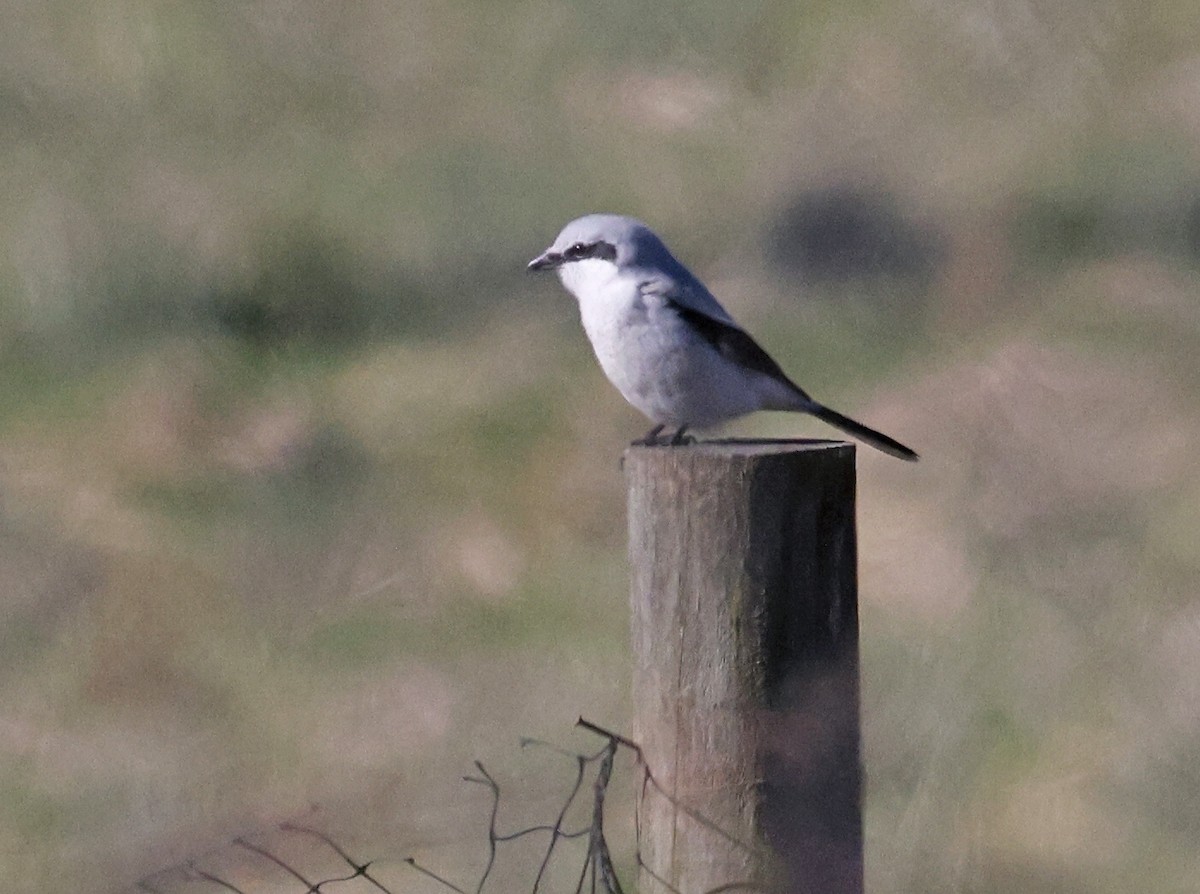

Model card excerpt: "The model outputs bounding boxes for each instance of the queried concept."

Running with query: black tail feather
[808,403,919,461]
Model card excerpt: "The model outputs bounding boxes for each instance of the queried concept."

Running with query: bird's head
[527,214,676,296]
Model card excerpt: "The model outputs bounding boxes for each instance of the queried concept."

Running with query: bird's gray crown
[529,213,688,275]
[555,214,672,267]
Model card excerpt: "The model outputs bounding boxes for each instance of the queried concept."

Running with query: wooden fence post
[625,440,862,894]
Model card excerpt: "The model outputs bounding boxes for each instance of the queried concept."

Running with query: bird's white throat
[557,257,620,302]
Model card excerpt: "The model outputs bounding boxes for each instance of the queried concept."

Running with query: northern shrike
[528,214,918,460]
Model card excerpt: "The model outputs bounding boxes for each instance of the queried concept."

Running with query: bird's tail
[806,401,919,461]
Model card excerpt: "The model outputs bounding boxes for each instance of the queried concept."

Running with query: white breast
[559,261,771,427]
[562,262,650,402]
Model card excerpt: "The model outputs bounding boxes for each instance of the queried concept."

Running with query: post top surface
[624,438,854,459]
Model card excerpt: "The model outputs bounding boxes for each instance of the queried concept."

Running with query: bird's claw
[631,425,693,447]
[631,424,665,447]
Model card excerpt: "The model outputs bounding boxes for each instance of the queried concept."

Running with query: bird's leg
[668,425,694,446]
[631,424,666,446]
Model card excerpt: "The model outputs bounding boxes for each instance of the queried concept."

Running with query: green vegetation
[1,2,1199,892]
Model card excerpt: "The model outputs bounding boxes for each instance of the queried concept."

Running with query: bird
[527,214,918,461]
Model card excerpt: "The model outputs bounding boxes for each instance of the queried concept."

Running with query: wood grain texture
[626,440,861,894]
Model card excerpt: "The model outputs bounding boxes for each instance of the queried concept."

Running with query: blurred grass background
[1,1,1199,891]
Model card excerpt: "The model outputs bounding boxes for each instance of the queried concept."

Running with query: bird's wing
[669,300,809,398]
[640,274,811,400]
[641,274,919,460]
[638,270,738,326]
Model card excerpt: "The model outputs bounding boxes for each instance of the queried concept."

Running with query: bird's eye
[564,242,590,260]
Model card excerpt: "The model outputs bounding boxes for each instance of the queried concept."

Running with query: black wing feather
[667,300,810,400]
[668,298,919,461]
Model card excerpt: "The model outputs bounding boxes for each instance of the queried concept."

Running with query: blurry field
[1,2,1199,892]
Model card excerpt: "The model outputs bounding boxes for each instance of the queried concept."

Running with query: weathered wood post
[626,440,861,894]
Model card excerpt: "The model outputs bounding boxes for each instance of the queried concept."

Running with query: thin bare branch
[128,724,767,894]
[465,761,501,894]
[278,824,359,868]
[185,863,250,894]
[530,754,585,892]
[277,824,397,894]
[638,860,685,894]
[575,718,641,757]
[494,824,590,842]
[572,849,591,894]
[404,857,469,894]
[233,837,318,891]
[639,767,763,855]
[518,737,579,759]
[589,743,625,894]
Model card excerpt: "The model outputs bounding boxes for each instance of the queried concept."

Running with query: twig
[404,857,469,894]
[588,742,625,894]
[278,824,395,894]
[132,722,763,894]
[233,837,318,891]
[464,761,501,894]
[575,718,641,756]
[185,863,250,894]
[531,753,588,894]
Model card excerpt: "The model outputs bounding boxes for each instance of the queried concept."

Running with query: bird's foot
[668,426,694,446]
[631,424,666,447]
[631,424,695,447]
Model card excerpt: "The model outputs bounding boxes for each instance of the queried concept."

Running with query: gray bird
[528,214,917,460]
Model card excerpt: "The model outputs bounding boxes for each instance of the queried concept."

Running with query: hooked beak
[526,250,562,272]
